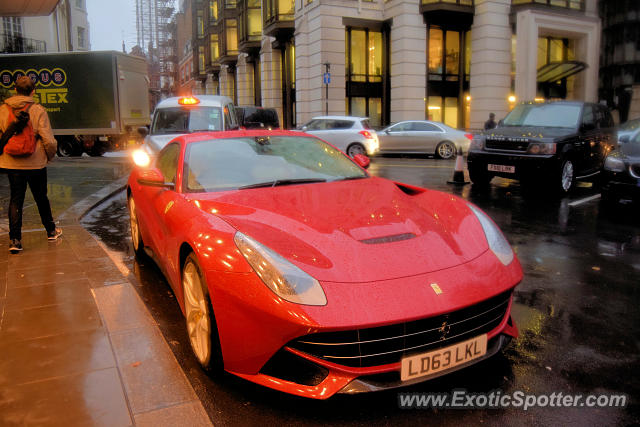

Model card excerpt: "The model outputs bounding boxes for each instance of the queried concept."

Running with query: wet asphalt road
[81,156,640,426]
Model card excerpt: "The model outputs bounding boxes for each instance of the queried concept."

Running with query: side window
[329,120,354,129]
[227,103,238,128]
[581,105,595,128]
[156,143,180,185]
[389,123,410,132]
[305,119,326,130]
[411,122,441,132]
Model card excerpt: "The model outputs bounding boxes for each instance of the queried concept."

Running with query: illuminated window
[225,19,238,54]
[199,46,206,74]
[210,34,219,62]
[197,10,204,39]
[209,0,219,22]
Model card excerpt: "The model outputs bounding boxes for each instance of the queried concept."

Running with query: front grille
[630,164,640,179]
[485,138,529,151]
[289,290,512,368]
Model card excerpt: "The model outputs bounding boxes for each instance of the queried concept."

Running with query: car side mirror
[384,129,390,134]
[353,154,370,169]
[581,122,596,132]
[618,135,629,143]
[137,168,175,189]
[497,119,504,127]
[137,126,149,137]
[301,126,308,132]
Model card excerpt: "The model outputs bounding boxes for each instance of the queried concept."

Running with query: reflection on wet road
[82,156,639,426]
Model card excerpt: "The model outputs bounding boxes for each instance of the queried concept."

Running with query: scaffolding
[135,0,177,97]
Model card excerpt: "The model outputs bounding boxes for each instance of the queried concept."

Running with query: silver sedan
[377,120,472,159]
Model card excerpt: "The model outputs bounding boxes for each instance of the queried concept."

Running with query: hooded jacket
[0,95,57,170]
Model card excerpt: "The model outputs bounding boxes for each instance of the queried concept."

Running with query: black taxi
[467,101,616,194]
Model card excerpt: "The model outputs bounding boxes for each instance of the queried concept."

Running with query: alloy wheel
[437,142,455,159]
[347,143,366,157]
[561,160,574,192]
[183,261,211,365]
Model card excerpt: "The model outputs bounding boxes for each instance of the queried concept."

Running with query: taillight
[359,130,375,139]
[464,133,473,140]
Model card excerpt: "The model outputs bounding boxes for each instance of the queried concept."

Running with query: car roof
[174,129,311,145]
[310,116,368,121]
[154,95,234,109]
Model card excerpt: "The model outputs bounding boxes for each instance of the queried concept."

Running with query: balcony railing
[1,33,46,53]
[422,0,473,4]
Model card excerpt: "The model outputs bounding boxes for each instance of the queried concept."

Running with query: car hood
[191,177,490,283]
[484,126,576,142]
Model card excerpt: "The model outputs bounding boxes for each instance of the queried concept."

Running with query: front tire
[346,143,366,158]
[435,141,456,159]
[128,195,146,258]
[558,159,575,194]
[469,165,492,187]
[183,253,223,372]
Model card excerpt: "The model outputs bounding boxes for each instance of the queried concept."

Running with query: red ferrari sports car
[127,129,522,399]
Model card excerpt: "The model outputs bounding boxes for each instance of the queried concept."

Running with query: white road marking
[568,194,601,207]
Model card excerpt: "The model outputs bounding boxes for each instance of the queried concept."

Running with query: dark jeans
[7,168,55,241]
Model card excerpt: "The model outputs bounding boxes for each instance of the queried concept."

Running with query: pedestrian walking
[0,76,61,254]
[484,112,497,130]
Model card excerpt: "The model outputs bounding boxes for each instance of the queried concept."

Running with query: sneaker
[9,239,22,254]
[47,227,63,241]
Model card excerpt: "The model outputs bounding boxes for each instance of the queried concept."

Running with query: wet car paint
[82,156,639,425]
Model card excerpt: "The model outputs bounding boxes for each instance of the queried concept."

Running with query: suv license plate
[488,164,515,173]
[400,335,487,381]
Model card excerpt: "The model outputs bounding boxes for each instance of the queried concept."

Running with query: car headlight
[234,232,327,306]
[527,142,556,155]
[469,136,484,151]
[604,154,626,172]
[468,204,514,266]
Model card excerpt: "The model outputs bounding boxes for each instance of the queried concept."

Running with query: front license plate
[400,335,487,381]
[488,164,515,173]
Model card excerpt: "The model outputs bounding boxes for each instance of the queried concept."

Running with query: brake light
[359,130,375,139]
[178,96,200,105]
[464,133,473,140]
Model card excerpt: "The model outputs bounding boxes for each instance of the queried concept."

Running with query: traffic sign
[323,72,331,84]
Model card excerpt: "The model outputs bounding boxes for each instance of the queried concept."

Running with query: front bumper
[207,250,522,399]
[467,150,560,180]
[601,169,640,202]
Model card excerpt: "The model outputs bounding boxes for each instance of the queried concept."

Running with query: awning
[0,0,60,17]
[537,61,587,83]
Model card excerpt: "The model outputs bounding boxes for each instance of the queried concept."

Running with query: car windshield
[502,104,581,128]
[152,107,222,134]
[184,135,368,192]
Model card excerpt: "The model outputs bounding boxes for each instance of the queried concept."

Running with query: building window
[77,27,86,49]
[537,36,576,99]
[225,0,237,8]
[210,34,220,62]
[2,17,23,38]
[197,10,204,39]
[209,0,219,23]
[427,25,471,129]
[512,0,582,9]
[346,26,388,127]
[264,0,295,25]
[75,0,85,9]
[199,46,206,74]
[225,19,238,54]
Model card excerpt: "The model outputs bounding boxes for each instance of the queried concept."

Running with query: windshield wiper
[335,175,368,181]
[238,178,327,189]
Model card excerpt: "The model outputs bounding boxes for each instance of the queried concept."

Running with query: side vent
[394,182,426,196]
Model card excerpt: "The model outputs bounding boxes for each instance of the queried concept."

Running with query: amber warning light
[179,96,200,105]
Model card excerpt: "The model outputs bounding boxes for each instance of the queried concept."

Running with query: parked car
[139,95,238,154]
[127,129,522,399]
[467,101,616,194]
[236,106,280,129]
[617,117,640,143]
[378,120,473,159]
[300,115,379,157]
[601,127,640,204]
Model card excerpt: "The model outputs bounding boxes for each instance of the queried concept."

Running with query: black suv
[467,101,616,193]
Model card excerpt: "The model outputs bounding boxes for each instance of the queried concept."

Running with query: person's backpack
[1,103,37,157]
